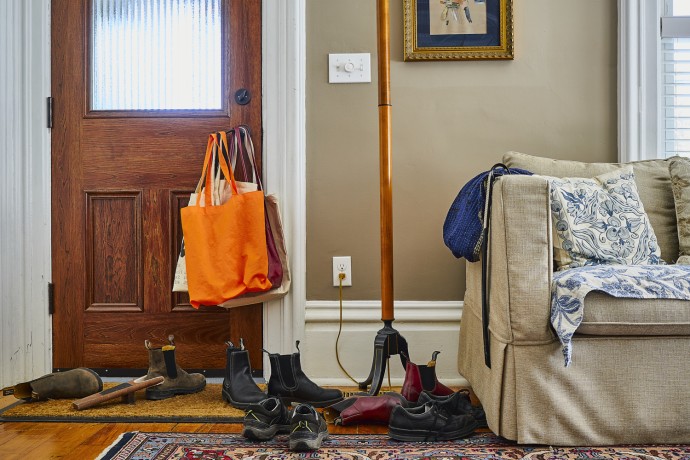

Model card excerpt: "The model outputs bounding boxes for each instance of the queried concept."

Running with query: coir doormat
[0,383,245,423]
[96,432,690,460]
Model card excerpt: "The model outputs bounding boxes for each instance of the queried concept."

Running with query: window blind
[662,15,690,157]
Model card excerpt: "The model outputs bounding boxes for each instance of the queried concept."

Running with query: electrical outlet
[332,256,352,287]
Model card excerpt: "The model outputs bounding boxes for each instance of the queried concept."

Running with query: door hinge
[47,97,53,129]
[48,282,55,315]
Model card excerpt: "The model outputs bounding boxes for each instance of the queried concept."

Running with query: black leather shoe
[266,341,343,408]
[222,339,266,409]
[242,397,291,441]
[418,389,488,428]
[289,403,328,451]
[388,403,478,442]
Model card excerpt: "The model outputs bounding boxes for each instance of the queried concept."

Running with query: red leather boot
[401,351,453,403]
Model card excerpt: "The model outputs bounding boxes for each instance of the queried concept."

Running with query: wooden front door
[51,0,263,373]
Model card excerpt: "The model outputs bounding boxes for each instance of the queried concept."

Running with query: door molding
[0,0,52,387]
[261,0,306,375]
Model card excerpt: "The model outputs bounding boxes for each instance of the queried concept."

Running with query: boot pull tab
[225,340,235,348]
[162,347,178,379]
[261,348,271,355]
[144,340,152,350]
[240,338,245,350]
[428,351,441,367]
[295,340,301,353]
[168,335,175,346]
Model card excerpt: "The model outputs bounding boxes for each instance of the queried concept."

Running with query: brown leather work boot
[3,368,102,401]
[143,335,206,400]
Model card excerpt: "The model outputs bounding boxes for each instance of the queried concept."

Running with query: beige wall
[306,0,617,301]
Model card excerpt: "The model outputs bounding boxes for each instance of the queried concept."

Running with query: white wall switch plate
[328,53,371,84]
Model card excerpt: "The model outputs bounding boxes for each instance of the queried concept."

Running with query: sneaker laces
[292,420,313,433]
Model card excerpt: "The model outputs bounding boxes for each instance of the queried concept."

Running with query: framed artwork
[404,0,514,61]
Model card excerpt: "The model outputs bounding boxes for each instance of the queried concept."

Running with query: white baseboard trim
[305,300,463,323]
[300,300,468,387]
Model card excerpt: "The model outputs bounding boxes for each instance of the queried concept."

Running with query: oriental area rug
[96,432,690,460]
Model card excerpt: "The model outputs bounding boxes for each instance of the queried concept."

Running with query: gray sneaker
[288,403,328,451]
[242,397,291,441]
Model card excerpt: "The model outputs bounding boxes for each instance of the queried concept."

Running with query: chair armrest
[474,175,555,344]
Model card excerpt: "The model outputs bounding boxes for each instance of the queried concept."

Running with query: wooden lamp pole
[358,0,409,396]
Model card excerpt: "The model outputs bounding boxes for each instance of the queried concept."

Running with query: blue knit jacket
[443,165,532,262]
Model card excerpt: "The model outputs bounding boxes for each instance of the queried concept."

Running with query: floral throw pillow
[548,166,664,271]
[669,156,690,265]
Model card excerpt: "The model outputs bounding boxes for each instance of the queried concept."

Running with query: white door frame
[261,0,307,373]
[0,0,52,388]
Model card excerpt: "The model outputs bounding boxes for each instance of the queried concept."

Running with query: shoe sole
[222,388,266,410]
[289,431,328,451]
[278,396,343,408]
[388,421,478,442]
[145,381,206,400]
[242,424,291,441]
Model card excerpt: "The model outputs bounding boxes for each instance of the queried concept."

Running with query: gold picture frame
[404,0,514,61]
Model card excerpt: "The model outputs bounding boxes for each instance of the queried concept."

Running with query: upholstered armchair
[458,152,690,445]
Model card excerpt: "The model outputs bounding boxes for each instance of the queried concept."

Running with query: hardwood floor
[0,421,389,459]
[0,393,388,459]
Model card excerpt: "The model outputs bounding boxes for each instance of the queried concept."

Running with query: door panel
[52,0,263,372]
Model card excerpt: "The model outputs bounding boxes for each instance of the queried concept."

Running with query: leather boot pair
[222,339,266,409]
[144,336,206,400]
[2,368,102,401]
[266,341,343,407]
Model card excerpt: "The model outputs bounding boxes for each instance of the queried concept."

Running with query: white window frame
[619,0,690,161]
[618,0,664,162]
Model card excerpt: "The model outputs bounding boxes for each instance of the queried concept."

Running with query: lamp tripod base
[358,321,409,396]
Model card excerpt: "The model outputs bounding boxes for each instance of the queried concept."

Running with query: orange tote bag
[181,133,272,308]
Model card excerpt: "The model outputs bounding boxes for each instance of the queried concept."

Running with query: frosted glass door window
[91,0,222,111]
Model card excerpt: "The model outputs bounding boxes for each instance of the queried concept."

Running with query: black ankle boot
[266,341,343,408]
[222,339,266,409]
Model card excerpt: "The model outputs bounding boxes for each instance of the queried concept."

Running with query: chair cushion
[577,291,690,336]
[503,152,680,263]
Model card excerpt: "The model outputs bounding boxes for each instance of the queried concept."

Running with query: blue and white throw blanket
[552,264,690,366]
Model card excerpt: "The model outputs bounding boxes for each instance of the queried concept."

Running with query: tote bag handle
[195,133,239,208]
